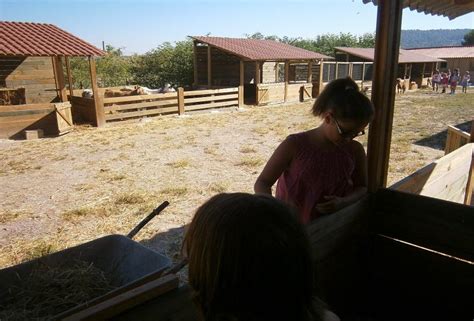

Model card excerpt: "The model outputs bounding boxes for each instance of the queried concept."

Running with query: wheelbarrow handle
[127,201,169,239]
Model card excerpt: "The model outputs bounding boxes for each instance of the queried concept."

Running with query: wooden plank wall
[444,58,474,74]
[369,189,474,320]
[256,83,312,105]
[1,57,57,104]
[70,96,97,124]
[445,125,471,155]
[195,46,240,87]
[0,103,56,139]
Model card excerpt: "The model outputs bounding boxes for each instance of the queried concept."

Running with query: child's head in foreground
[183,192,319,321]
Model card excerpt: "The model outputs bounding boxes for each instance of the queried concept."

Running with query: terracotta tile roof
[0,21,105,57]
[406,46,474,59]
[362,0,474,20]
[192,36,332,61]
[335,47,445,63]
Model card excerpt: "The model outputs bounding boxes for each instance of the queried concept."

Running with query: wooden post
[239,60,244,107]
[403,64,407,79]
[65,56,74,99]
[367,0,403,192]
[307,61,313,83]
[193,41,198,87]
[318,60,324,95]
[53,56,67,102]
[207,45,212,88]
[471,120,474,143]
[284,61,289,102]
[421,62,426,86]
[89,56,105,127]
[335,62,339,80]
[255,61,261,84]
[177,87,184,115]
[349,62,353,78]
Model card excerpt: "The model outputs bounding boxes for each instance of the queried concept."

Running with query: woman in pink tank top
[255,78,374,224]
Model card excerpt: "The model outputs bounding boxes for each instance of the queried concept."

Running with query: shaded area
[415,120,471,150]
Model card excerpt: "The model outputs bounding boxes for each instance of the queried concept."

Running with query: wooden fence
[390,143,474,205]
[102,87,240,122]
[445,125,471,155]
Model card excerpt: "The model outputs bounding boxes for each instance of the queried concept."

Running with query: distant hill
[401,29,471,49]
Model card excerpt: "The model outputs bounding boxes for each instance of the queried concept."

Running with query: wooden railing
[390,143,474,205]
[102,87,239,122]
[445,125,471,155]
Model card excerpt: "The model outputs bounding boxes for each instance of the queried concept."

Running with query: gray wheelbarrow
[0,201,177,320]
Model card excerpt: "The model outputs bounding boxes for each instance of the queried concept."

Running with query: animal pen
[0,22,107,139]
[191,36,333,105]
[1,1,474,320]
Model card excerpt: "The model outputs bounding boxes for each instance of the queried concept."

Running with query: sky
[1,0,473,55]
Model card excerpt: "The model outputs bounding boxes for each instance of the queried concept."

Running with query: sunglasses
[333,117,365,139]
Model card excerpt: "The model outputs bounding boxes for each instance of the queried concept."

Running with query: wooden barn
[0,21,105,139]
[191,36,333,105]
[333,46,445,88]
[407,45,474,75]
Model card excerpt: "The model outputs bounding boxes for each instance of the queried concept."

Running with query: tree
[130,40,193,88]
[462,30,474,46]
[69,45,131,88]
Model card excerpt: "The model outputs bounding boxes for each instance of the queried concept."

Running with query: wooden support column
[207,45,212,88]
[255,61,261,84]
[335,62,339,80]
[403,64,407,79]
[177,87,185,115]
[318,60,324,94]
[89,56,105,127]
[193,41,198,87]
[307,61,313,83]
[422,63,426,84]
[284,61,289,102]
[239,60,244,107]
[53,56,67,102]
[65,56,74,99]
[367,0,403,192]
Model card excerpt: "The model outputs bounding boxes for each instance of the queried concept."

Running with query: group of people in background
[431,68,471,94]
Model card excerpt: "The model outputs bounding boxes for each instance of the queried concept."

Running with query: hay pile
[0,260,117,321]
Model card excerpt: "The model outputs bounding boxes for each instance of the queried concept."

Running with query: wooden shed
[0,21,105,139]
[191,36,333,106]
[333,46,445,88]
[407,45,474,75]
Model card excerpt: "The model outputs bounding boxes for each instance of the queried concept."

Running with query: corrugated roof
[335,47,445,63]
[406,46,474,59]
[362,0,474,20]
[192,36,332,61]
[0,21,105,57]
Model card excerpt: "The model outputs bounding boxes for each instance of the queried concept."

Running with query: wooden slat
[184,93,238,104]
[184,100,238,111]
[445,125,471,154]
[105,106,179,121]
[104,99,178,112]
[0,108,54,117]
[0,103,54,112]
[183,87,237,97]
[103,92,177,104]
[373,188,474,261]
[62,275,179,321]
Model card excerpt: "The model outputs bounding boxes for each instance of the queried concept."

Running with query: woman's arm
[315,141,368,213]
[254,137,295,195]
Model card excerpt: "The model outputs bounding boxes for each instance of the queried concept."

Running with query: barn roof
[362,0,474,20]
[406,46,474,59]
[192,36,332,61]
[335,47,445,63]
[0,21,105,57]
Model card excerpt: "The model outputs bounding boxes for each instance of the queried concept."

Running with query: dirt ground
[0,89,472,269]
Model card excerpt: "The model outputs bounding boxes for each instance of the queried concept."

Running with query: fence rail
[102,87,239,122]
[445,125,471,155]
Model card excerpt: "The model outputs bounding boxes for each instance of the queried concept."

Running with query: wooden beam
[319,61,324,94]
[367,0,403,192]
[284,61,289,102]
[65,56,74,99]
[255,61,261,84]
[193,41,198,87]
[307,61,313,83]
[240,60,244,86]
[207,45,212,88]
[53,56,67,102]
[88,56,105,127]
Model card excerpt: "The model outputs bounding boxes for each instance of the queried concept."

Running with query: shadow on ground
[414,120,471,151]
